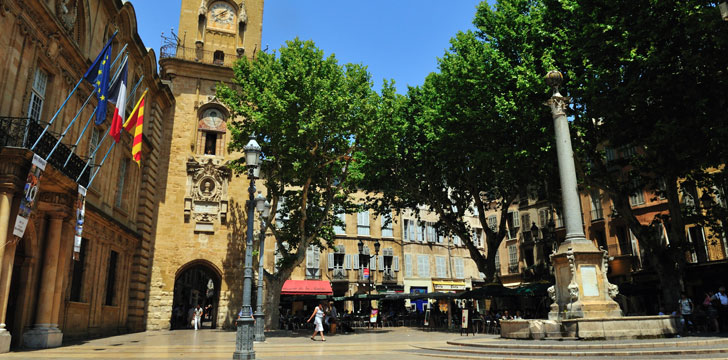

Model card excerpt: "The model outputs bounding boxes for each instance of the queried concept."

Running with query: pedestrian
[678,292,694,334]
[187,306,195,329]
[193,304,203,330]
[711,287,728,332]
[703,292,720,333]
[307,301,326,341]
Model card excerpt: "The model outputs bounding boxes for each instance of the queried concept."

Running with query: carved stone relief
[185,156,231,233]
[56,0,78,33]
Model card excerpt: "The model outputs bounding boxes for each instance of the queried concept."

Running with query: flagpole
[45,53,129,161]
[75,79,145,182]
[31,41,127,151]
[87,139,115,188]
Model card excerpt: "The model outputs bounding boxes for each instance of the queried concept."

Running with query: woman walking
[307,302,326,341]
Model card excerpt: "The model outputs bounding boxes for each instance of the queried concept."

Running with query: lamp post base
[233,318,255,360]
[253,312,265,342]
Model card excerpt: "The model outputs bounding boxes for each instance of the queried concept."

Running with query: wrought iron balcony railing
[160,42,241,68]
[0,117,90,185]
[331,267,347,280]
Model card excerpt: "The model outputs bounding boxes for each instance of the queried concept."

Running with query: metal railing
[0,117,90,184]
[382,269,396,282]
[160,42,240,68]
[331,267,347,280]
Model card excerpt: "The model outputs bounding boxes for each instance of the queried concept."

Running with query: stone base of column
[22,326,62,349]
[253,312,265,342]
[233,318,255,360]
[0,329,11,353]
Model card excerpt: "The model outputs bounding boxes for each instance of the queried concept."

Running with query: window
[417,222,424,242]
[453,234,460,246]
[521,213,531,233]
[435,256,447,278]
[70,238,87,302]
[416,255,429,278]
[305,245,321,279]
[28,68,48,121]
[508,244,518,267]
[333,212,346,235]
[88,127,100,166]
[105,250,118,306]
[115,159,128,208]
[487,215,497,231]
[616,226,631,255]
[494,249,501,274]
[538,208,548,227]
[404,254,413,278]
[403,219,416,242]
[629,179,645,206]
[426,223,436,243]
[454,257,465,279]
[357,210,370,235]
[381,214,393,237]
[591,191,603,220]
[605,147,616,162]
[274,241,288,273]
[204,133,217,155]
[213,50,225,65]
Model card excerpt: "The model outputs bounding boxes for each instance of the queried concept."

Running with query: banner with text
[73,185,87,260]
[13,154,46,238]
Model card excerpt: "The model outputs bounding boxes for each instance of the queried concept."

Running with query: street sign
[363,268,370,279]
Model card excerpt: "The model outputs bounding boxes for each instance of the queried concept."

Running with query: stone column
[0,191,15,352]
[23,213,65,349]
[50,221,74,328]
[544,71,622,321]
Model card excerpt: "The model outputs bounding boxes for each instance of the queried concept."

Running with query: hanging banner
[73,185,87,260]
[369,309,378,323]
[13,154,46,238]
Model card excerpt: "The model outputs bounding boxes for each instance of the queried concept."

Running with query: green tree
[360,0,556,282]
[542,0,728,307]
[217,38,379,329]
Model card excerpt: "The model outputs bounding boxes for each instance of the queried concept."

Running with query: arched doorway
[171,261,221,329]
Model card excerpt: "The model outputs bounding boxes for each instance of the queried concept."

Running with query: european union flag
[83,33,116,125]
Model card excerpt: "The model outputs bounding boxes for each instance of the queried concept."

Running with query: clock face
[209,2,235,31]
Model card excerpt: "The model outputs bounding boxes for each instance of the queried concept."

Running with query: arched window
[198,108,226,156]
[213,50,224,65]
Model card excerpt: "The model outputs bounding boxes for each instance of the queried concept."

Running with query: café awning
[281,280,333,296]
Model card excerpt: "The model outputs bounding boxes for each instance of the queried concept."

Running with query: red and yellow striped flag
[122,89,148,166]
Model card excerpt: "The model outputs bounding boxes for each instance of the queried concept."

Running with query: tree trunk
[652,249,684,313]
[264,276,286,330]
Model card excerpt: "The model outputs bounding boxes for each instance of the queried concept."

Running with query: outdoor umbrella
[459,283,517,299]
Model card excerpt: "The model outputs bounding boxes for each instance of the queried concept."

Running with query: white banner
[12,154,46,238]
[73,185,87,260]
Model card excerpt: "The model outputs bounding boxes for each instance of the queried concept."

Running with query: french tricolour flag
[108,56,129,143]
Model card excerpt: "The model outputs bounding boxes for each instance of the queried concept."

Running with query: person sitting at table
[513,310,523,320]
[501,310,513,320]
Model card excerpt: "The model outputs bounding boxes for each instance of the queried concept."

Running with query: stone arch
[171,259,223,329]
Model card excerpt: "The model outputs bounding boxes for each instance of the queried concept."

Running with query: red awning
[281,280,333,295]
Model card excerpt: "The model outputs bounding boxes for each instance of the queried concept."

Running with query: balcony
[508,263,519,274]
[160,42,240,68]
[0,117,90,185]
[381,269,397,283]
[330,267,347,281]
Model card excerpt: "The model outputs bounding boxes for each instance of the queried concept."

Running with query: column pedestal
[547,241,622,321]
[21,326,62,349]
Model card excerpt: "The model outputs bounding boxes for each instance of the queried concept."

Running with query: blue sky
[132,0,484,92]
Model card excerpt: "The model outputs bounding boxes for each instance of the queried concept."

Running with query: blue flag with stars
[83,33,116,125]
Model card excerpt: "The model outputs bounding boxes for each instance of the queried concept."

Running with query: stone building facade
[145,0,264,331]
[0,0,173,351]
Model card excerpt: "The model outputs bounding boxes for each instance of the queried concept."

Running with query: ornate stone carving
[600,246,619,299]
[56,0,78,33]
[186,156,231,232]
[238,1,247,25]
[547,285,556,301]
[566,247,579,302]
[199,0,207,17]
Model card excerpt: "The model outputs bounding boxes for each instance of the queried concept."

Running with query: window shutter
[353,254,359,270]
[403,220,409,241]
[345,254,351,269]
[328,253,335,269]
[314,247,320,268]
[306,246,314,268]
[370,254,376,270]
[513,210,520,228]
[378,255,384,271]
[393,256,399,272]
[405,254,412,277]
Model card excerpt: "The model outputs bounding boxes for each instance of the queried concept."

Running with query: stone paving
[4,327,728,360]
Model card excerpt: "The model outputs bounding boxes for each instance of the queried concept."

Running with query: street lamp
[254,193,270,342]
[234,135,261,360]
[357,239,380,297]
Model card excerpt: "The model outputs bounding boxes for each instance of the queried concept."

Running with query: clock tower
[148,0,264,331]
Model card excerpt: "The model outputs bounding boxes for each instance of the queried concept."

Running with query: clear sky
[131,0,484,92]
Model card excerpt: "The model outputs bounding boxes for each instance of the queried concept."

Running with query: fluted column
[0,190,15,353]
[50,221,73,328]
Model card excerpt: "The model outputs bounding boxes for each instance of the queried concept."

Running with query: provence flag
[123,89,148,165]
[83,33,116,125]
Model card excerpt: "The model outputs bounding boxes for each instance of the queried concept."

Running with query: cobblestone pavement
[5,328,728,360]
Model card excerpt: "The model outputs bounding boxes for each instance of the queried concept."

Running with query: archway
[171,260,221,329]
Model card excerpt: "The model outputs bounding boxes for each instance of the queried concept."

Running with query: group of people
[172,303,214,330]
[306,301,341,341]
[675,286,728,335]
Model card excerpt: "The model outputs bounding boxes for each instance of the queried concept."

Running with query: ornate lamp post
[357,239,380,297]
[234,135,261,360]
[544,71,621,320]
[254,194,270,342]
